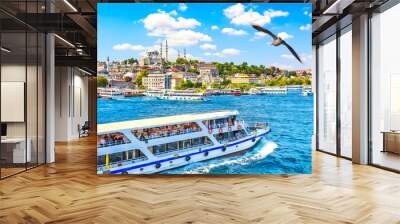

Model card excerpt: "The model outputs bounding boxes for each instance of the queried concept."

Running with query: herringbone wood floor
[1,136,400,224]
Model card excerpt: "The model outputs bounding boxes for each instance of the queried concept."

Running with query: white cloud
[143,10,201,37]
[166,29,212,47]
[169,10,178,16]
[200,43,217,50]
[185,54,203,61]
[251,31,268,40]
[113,43,145,51]
[277,32,293,40]
[300,24,312,31]
[255,31,267,37]
[211,25,219,30]
[223,3,288,26]
[224,3,245,18]
[178,3,188,12]
[224,3,270,26]
[281,53,312,62]
[221,27,247,36]
[271,63,293,70]
[142,11,211,47]
[264,9,289,18]
[281,54,295,60]
[222,48,240,56]
[204,48,240,57]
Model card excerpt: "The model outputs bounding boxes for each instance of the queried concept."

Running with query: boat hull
[98,128,270,175]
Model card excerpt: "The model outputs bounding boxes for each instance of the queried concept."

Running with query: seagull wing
[282,40,303,64]
[252,24,277,39]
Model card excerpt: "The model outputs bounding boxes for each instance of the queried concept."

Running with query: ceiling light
[63,0,78,12]
[1,47,11,53]
[54,34,75,48]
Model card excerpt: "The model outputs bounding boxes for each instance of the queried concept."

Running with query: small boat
[97,110,271,174]
[302,86,313,96]
[232,89,241,96]
[98,88,124,99]
[143,90,163,97]
[157,92,206,101]
[262,86,288,95]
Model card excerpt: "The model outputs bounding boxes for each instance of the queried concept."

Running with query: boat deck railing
[207,120,245,129]
[98,139,132,148]
[134,127,202,142]
[246,122,269,131]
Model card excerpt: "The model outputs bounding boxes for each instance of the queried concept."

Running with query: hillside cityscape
[97,45,311,95]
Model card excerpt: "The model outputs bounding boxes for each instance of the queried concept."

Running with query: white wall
[54,67,89,141]
[1,64,26,138]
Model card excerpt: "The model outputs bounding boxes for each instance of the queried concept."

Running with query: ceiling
[0,0,97,74]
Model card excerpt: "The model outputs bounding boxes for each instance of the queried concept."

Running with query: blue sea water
[97,91,313,174]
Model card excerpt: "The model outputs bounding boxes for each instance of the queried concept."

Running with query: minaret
[178,50,181,59]
[165,40,168,62]
[184,48,187,60]
[106,56,110,70]
[160,42,163,60]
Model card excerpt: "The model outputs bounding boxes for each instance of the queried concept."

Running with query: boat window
[131,122,201,141]
[97,149,147,166]
[203,116,237,129]
[148,136,213,156]
[97,132,131,148]
[214,130,247,143]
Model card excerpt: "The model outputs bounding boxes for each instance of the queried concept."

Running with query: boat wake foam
[182,140,278,174]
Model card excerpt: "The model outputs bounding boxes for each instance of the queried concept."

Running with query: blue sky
[98,3,312,70]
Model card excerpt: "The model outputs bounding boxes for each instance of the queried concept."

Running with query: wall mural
[97,2,313,174]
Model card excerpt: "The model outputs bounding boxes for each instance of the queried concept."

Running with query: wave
[182,140,278,174]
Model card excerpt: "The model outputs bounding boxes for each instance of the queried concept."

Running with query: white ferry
[158,92,206,101]
[143,90,163,97]
[97,111,270,174]
[302,86,313,96]
[98,88,124,99]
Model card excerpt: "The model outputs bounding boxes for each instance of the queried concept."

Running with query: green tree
[187,67,199,74]
[127,58,138,64]
[176,58,189,65]
[288,71,296,77]
[135,70,149,89]
[97,76,108,87]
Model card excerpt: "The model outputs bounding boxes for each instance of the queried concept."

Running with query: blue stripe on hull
[107,130,270,174]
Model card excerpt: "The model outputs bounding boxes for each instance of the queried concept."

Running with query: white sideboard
[1,138,31,163]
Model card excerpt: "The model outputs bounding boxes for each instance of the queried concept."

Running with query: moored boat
[98,88,124,99]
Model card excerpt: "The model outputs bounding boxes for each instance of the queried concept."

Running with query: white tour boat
[302,86,313,96]
[98,88,124,99]
[158,92,206,101]
[97,110,270,174]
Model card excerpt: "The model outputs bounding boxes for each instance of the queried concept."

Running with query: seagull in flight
[252,24,302,64]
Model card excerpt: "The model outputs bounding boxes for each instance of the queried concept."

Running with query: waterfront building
[142,73,172,90]
[229,73,258,84]
[142,73,165,90]
[198,63,219,84]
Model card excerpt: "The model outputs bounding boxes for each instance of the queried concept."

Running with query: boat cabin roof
[98,110,239,134]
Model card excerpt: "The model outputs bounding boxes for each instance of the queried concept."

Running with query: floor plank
[0,136,400,224]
